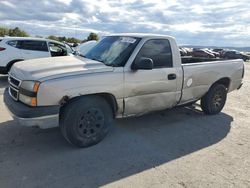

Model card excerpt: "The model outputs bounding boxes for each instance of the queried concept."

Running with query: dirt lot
[0,64,250,188]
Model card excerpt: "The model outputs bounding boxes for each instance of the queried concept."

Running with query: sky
[0,0,249,47]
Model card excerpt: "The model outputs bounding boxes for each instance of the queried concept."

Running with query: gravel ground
[0,63,249,188]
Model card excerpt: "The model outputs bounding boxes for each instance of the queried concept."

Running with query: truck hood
[10,56,114,81]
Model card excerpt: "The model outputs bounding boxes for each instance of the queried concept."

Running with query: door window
[134,39,173,68]
[7,40,19,48]
[19,40,48,51]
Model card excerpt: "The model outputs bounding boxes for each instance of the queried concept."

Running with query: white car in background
[0,37,75,74]
[76,40,97,56]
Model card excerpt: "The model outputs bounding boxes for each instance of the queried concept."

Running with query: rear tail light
[0,47,6,51]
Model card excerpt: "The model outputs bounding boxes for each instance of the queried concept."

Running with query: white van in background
[0,37,75,74]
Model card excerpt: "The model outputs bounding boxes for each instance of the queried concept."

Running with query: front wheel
[201,84,227,115]
[60,96,113,147]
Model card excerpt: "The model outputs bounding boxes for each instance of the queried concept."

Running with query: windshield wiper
[79,55,103,62]
[90,58,104,63]
[92,58,114,67]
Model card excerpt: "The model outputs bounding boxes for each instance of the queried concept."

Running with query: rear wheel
[201,84,227,115]
[60,96,113,147]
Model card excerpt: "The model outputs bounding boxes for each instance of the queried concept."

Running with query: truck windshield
[84,36,141,67]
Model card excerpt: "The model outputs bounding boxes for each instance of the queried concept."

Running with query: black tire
[60,96,113,148]
[201,84,227,115]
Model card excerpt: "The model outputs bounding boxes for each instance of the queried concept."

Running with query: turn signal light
[0,47,6,51]
[31,97,37,106]
[33,82,40,92]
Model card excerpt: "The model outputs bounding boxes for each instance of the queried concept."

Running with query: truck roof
[107,33,175,39]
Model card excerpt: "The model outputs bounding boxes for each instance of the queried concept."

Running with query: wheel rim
[212,91,223,110]
[77,108,104,138]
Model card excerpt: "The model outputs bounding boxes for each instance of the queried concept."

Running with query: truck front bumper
[3,88,60,129]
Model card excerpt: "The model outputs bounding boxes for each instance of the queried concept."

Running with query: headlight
[19,93,37,106]
[20,81,40,92]
[19,81,40,106]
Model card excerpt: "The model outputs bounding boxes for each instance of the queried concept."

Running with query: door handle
[168,74,176,80]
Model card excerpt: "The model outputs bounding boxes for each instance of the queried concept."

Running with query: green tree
[66,37,81,43]
[47,35,59,41]
[87,32,99,41]
[58,36,67,42]
[8,27,29,37]
[0,26,29,37]
[47,35,81,44]
[0,27,9,37]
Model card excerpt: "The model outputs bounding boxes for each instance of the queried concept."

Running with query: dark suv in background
[222,50,249,61]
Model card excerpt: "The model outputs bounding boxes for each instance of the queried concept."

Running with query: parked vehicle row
[192,49,216,58]
[179,47,250,61]
[222,50,249,61]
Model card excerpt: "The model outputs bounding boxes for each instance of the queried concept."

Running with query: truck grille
[9,76,21,87]
[8,74,21,101]
[9,86,18,100]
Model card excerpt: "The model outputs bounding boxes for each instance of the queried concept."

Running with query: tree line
[0,26,99,43]
[47,32,98,43]
[0,27,29,37]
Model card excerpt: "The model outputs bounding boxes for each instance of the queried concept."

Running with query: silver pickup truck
[4,33,244,147]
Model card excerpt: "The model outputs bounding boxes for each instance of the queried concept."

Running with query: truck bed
[179,59,244,105]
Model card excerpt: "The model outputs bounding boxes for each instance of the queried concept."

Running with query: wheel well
[98,93,118,117]
[212,77,230,89]
[59,93,118,118]
[6,59,24,72]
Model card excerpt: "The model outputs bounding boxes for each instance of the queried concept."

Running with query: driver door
[124,39,178,116]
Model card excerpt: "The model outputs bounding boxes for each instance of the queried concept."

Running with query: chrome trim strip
[8,73,22,88]
[8,73,22,101]
[9,85,19,101]
[9,81,20,89]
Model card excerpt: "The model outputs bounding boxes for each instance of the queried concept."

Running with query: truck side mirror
[132,57,153,70]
